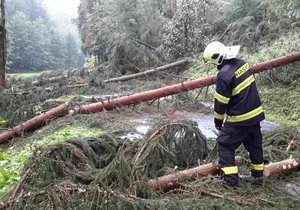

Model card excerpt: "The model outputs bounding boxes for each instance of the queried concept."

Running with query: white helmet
[203,41,240,65]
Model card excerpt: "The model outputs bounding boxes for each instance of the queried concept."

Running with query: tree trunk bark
[263,158,299,177]
[1,53,300,143]
[71,52,300,115]
[104,59,188,83]
[0,103,69,144]
[149,158,300,191]
[148,156,246,191]
[0,0,6,87]
[71,75,217,114]
[251,52,300,73]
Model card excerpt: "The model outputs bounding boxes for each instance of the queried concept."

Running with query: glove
[214,118,222,131]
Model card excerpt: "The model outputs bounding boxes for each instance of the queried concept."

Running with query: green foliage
[260,82,300,127]
[6,0,48,22]
[225,0,262,22]
[243,29,300,84]
[6,0,84,72]
[0,116,5,125]
[7,72,43,78]
[162,1,209,59]
[0,126,101,196]
[83,56,96,69]
[261,0,300,21]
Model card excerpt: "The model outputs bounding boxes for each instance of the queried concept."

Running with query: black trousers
[217,123,264,185]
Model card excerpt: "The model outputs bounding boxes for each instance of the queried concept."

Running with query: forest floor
[0,68,300,209]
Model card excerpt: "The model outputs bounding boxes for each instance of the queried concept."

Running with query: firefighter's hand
[214,118,222,131]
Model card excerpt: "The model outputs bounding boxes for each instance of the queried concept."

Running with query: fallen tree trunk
[71,52,300,114]
[149,158,300,191]
[251,52,300,73]
[148,156,246,191]
[1,53,300,143]
[70,75,217,114]
[104,59,189,83]
[31,74,69,86]
[263,158,299,177]
[30,69,79,86]
[0,103,69,144]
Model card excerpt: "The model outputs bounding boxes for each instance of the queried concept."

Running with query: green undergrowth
[0,125,101,196]
[261,82,300,127]
[1,121,299,209]
[243,30,300,64]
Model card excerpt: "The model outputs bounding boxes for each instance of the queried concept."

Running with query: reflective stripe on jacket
[214,58,265,127]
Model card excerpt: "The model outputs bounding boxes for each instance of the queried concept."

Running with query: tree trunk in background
[104,59,188,83]
[0,0,6,87]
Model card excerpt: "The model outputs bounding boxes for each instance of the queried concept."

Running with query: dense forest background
[5,0,299,75]
[77,0,300,78]
[6,0,84,72]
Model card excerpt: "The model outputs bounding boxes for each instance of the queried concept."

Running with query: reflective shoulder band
[250,163,264,171]
[232,75,255,96]
[221,166,238,175]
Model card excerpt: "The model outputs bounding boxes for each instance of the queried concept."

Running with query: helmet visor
[225,45,240,59]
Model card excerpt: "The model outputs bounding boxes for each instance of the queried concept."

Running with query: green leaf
[0,168,11,182]
[0,152,4,161]
[0,117,5,125]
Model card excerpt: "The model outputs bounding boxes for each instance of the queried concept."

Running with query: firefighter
[203,41,265,187]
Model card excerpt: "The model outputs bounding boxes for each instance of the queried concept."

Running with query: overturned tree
[0,103,69,144]
[148,156,246,191]
[104,59,189,83]
[148,157,300,191]
[1,53,300,144]
[71,52,300,114]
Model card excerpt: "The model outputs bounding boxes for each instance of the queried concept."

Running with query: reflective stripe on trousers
[221,166,238,175]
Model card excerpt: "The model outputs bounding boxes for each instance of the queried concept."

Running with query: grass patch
[7,72,42,78]
[0,126,101,196]
[7,71,50,78]
[260,82,300,127]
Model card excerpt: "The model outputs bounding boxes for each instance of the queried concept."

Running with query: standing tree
[0,0,5,87]
[65,33,79,68]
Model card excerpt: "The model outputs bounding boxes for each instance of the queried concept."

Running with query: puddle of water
[120,132,144,141]
[136,125,151,134]
[121,111,279,140]
[190,113,279,138]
